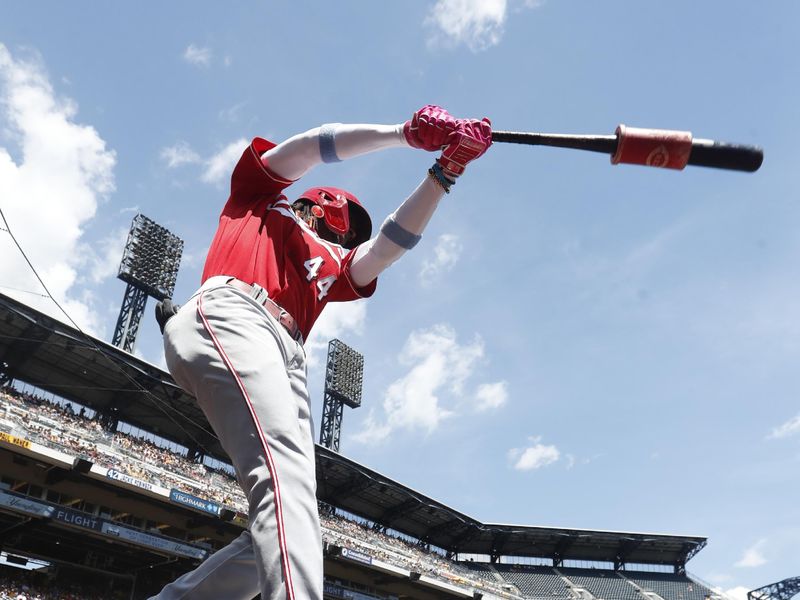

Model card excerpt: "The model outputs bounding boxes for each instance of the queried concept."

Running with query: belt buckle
[249,283,269,305]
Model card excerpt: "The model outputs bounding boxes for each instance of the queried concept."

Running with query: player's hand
[437,117,492,177]
[403,105,457,151]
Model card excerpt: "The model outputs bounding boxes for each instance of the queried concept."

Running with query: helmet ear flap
[345,202,371,248]
[311,205,325,219]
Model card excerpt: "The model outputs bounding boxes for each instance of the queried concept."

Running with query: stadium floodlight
[117,214,183,301]
[319,339,364,452]
[112,214,184,353]
[325,339,364,409]
[748,578,800,600]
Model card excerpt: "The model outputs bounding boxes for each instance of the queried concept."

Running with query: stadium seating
[494,565,572,599]
[0,387,248,512]
[319,512,521,597]
[624,572,716,600]
[1,386,522,597]
[0,568,123,600]
[460,560,504,583]
[0,387,727,600]
[560,568,642,600]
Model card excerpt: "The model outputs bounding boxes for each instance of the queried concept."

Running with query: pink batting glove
[403,105,458,151]
[437,117,492,177]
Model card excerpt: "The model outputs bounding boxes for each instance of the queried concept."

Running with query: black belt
[155,279,303,344]
[225,278,303,344]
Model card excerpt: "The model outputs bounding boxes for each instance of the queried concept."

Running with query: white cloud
[424,0,544,52]
[161,137,246,187]
[353,324,488,443]
[426,0,507,51]
[84,227,128,283]
[201,138,247,186]
[475,381,507,411]
[304,300,368,368]
[724,587,755,600]
[183,44,212,67]
[420,233,463,285]
[768,413,800,439]
[218,102,246,123]
[160,141,201,168]
[508,436,560,470]
[734,539,768,568]
[0,44,116,334]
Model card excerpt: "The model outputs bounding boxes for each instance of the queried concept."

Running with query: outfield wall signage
[169,489,220,516]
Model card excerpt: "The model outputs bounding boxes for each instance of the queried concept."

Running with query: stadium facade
[0,292,727,600]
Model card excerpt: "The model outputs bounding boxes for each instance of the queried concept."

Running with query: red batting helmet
[296,187,372,249]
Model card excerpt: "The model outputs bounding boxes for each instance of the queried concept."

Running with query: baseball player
[150,105,492,600]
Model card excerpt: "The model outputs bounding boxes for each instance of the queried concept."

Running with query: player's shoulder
[269,195,292,210]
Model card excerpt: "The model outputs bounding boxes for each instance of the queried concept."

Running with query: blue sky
[1,0,798,593]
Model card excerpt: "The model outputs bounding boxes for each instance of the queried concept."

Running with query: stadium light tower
[319,339,364,452]
[749,578,800,600]
[112,214,183,353]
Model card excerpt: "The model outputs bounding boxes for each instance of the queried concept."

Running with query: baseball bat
[492,125,763,172]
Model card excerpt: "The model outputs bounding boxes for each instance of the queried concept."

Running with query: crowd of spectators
[0,387,247,513]
[0,386,519,598]
[0,569,122,600]
[320,510,519,598]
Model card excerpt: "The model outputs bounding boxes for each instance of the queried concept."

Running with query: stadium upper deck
[0,292,707,571]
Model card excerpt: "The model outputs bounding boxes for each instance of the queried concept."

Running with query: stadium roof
[0,293,707,568]
[316,446,707,567]
[0,292,223,458]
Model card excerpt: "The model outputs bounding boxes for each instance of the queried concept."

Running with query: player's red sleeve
[226,138,295,213]
[327,246,377,302]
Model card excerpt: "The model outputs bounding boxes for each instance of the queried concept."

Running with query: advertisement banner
[51,506,103,531]
[101,523,208,560]
[323,583,381,600]
[323,582,346,598]
[0,490,52,518]
[169,489,220,516]
[106,468,155,492]
[0,431,31,450]
[0,489,206,561]
[340,547,372,566]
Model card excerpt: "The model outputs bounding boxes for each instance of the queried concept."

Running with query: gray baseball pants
[150,276,322,600]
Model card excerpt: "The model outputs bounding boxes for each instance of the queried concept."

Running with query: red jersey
[202,137,377,340]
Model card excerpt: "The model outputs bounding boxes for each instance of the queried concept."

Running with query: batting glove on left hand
[437,117,492,177]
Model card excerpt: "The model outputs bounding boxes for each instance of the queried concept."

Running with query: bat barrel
[688,139,763,172]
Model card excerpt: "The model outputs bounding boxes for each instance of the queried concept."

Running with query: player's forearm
[263,123,407,181]
[350,176,445,288]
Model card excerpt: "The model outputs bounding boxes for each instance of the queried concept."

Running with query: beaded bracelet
[427,162,456,194]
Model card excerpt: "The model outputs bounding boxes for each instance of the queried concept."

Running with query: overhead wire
[0,207,221,458]
[0,284,49,298]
